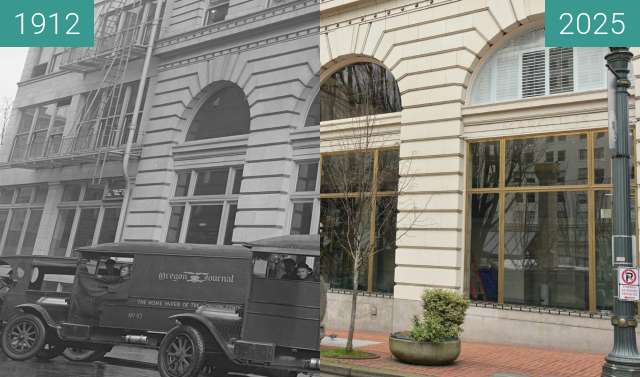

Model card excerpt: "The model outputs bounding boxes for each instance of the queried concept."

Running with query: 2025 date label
[546,0,640,47]
[0,0,93,47]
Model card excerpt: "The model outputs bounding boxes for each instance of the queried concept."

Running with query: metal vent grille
[522,50,546,98]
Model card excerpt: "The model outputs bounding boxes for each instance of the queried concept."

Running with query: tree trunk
[345,254,359,352]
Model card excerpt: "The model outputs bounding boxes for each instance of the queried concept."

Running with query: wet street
[0,353,157,377]
[0,352,322,377]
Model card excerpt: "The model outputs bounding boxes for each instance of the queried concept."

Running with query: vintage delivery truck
[0,235,320,377]
[0,255,108,361]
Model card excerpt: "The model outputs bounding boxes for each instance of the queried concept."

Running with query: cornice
[157,25,320,71]
[155,0,318,56]
[321,0,459,32]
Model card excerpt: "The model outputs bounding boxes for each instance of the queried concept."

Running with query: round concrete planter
[389,332,461,366]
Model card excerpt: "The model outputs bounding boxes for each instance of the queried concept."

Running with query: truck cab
[157,235,321,377]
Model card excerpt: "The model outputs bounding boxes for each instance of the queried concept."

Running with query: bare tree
[320,73,422,352]
[0,97,12,145]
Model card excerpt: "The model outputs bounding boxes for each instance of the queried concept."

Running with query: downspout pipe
[115,0,165,242]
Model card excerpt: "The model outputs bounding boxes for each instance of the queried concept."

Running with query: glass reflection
[503,191,588,310]
[506,134,587,187]
[470,142,499,188]
[469,194,499,302]
[321,63,402,121]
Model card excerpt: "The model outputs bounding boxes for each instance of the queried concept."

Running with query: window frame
[204,0,230,26]
[167,166,241,245]
[10,99,71,162]
[0,184,48,256]
[288,160,320,235]
[51,181,122,257]
[465,129,638,312]
[320,147,400,293]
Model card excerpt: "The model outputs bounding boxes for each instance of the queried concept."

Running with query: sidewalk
[321,330,605,377]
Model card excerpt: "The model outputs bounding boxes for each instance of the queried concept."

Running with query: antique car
[1,235,320,377]
[0,255,108,362]
[157,235,321,377]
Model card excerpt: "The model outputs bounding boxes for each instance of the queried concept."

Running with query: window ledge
[320,112,402,128]
[173,134,249,167]
[328,287,393,298]
[471,301,611,320]
[462,89,614,117]
[17,70,70,87]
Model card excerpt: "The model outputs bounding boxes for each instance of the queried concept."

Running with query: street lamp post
[602,47,640,377]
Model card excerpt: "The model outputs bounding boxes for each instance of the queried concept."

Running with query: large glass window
[186,85,250,141]
[468,130,636,312]
[321,148,399,293]
[167,167,240,245]
[290,161,320,235]
[470,28,611,105]
[75,80,148,152]
[321,63,402,121]
[0,185,47,256]
[50,180,122,256]
[10,99,71,162]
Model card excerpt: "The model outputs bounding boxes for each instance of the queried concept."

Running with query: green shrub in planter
[410,289,469,344]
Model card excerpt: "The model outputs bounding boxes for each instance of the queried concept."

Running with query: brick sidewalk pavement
[322,330,605,377]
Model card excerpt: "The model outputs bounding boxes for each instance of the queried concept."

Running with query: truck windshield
[253,253,319,282]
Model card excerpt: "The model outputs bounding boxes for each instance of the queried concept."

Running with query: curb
[321,360,430,377]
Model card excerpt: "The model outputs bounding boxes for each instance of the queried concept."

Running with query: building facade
[0,0,319,262]
[320,0,640,352]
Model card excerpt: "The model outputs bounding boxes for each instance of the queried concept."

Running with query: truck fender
[15,303,59,329]
[168,313,238,363]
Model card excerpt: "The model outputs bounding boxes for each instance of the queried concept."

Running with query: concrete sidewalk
[321,330,606,377]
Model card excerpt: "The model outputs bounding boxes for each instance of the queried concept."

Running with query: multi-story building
[0,0,320,262]
[320,0,640,352]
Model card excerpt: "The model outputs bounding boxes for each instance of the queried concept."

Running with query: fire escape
[6,0,156,183]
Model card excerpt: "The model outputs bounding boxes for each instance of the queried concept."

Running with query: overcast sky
[0,48,28,101]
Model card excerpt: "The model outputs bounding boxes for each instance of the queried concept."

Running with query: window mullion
[66,207,81,257]
[0,209,14,254]
[218,202,229,245]
[15,209,31,255]
[93,206,106,245]
[179,204,191,243]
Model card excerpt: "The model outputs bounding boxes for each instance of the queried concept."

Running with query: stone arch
[293,73,320,128]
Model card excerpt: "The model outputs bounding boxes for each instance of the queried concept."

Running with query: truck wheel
[1,313,47,361]
[62,347,108,362]
[36,342,64,360]
[158,325,206,377]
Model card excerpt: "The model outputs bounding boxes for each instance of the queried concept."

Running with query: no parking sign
[618,268,640,301]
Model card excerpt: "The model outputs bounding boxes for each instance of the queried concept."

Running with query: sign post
[601,48,640,377]
[618,268,640,301]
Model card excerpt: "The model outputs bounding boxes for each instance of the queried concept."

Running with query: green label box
[0,0,93,47]
[545,0,640,47]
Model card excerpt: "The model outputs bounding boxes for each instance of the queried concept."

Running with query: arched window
[470,28,609,105]
[186,84,250,141]
[305,93,320,127]
[320,63,402,122]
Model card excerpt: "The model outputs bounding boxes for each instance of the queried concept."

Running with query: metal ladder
[65,0,145,184]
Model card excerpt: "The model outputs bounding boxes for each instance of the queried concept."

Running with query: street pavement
[0,352,157,377]
[0,351,320,377]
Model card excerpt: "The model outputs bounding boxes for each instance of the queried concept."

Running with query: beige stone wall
[320,0,640,311]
